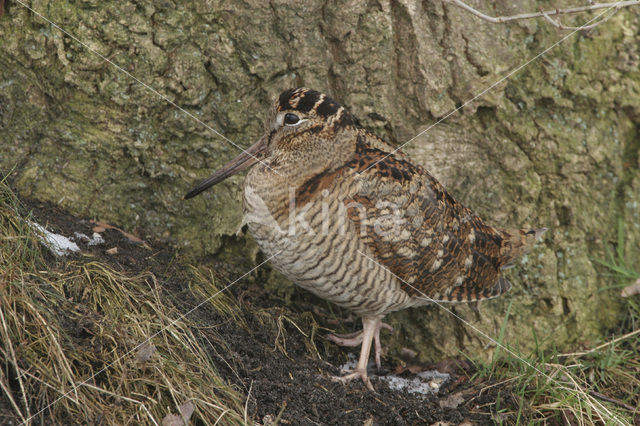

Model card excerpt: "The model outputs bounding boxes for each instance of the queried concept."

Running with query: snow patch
[31,222,80,256]
[74,231,105,246]
[379,370,449,395]
[338,353,449,395]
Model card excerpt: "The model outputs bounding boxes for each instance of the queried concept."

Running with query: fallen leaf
[392,351,434,375]
[621,278,640,297]
[90,220,144,243]
[391,360,406,374]
[162,413,183,426]
[136,341,156,362]
[392,363,424,375]
[162,401,195,426]
[439,392,465,409]
[362,416,374,426]
[434,358,472,375]
[106,247,118,255]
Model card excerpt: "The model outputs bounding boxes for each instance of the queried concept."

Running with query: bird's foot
[330,368,375,392]
[325,330,363,347]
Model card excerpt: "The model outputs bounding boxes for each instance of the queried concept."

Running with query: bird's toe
[330,369,375,392]
[325,330,364,347]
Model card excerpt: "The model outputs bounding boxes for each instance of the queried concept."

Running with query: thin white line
[20,251,282,425]
[356,249,625,425]
[360,4,620,174]
[445,0,634,24]
[12,0,281,177]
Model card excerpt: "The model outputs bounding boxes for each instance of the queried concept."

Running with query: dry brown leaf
[136,341,156,362]
[90,220,144,243]
[106,247,118,255]
[434,358,471,375]
[439,392,465,409]
[392,363,423,375]
[162,413,183,426]
[621,278,640,297]
[161,401,195,426]
[179,402,195,422]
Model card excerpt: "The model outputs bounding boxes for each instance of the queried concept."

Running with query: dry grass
[476,221,640,425]
[0,179,246,424]
[2,171,638,425]
[475,329,639,425]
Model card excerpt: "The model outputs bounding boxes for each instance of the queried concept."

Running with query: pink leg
[329,317,393,391]
[372,321,393,368]
[326,319,392,367]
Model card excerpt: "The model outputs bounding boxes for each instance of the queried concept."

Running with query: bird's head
[184,88,355,199]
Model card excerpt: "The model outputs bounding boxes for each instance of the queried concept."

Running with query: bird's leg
[326,319,392,367]
[330,316,391,391]
[372,321,393,369]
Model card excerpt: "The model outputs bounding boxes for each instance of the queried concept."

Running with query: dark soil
[20,197,518,425]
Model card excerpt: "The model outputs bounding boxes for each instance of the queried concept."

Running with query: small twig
[589,390,638,412]
[539,5,620,30]
[558,328,640,358]
[476,376,519,396]
[444,0,639,29]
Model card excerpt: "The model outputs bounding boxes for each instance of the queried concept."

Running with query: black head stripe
[278,88,320,112]
[278,88,336,114]
[276,88,354,129]
[278,88,298,110]
[316,98,340,117]
[296,90,322,113]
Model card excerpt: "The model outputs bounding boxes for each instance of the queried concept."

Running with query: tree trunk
[1,0,638,359]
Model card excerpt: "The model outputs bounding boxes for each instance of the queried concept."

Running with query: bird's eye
[284,113,300,126]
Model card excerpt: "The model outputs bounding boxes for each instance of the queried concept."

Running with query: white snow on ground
[30,222,105,256]
[31,222,80,256]
[74,231,105,246]
[379,370,449,395]
[339,353,449,395]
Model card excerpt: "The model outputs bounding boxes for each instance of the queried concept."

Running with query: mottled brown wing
[343,135,513,302]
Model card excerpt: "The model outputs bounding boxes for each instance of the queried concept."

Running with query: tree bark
[1,0,638,359]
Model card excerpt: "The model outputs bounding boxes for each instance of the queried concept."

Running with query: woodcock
[185,88,545,391]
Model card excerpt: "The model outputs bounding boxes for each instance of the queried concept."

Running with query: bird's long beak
[184,134,268,199]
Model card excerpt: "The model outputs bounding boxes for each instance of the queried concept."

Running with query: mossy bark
[1,0,638,360]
